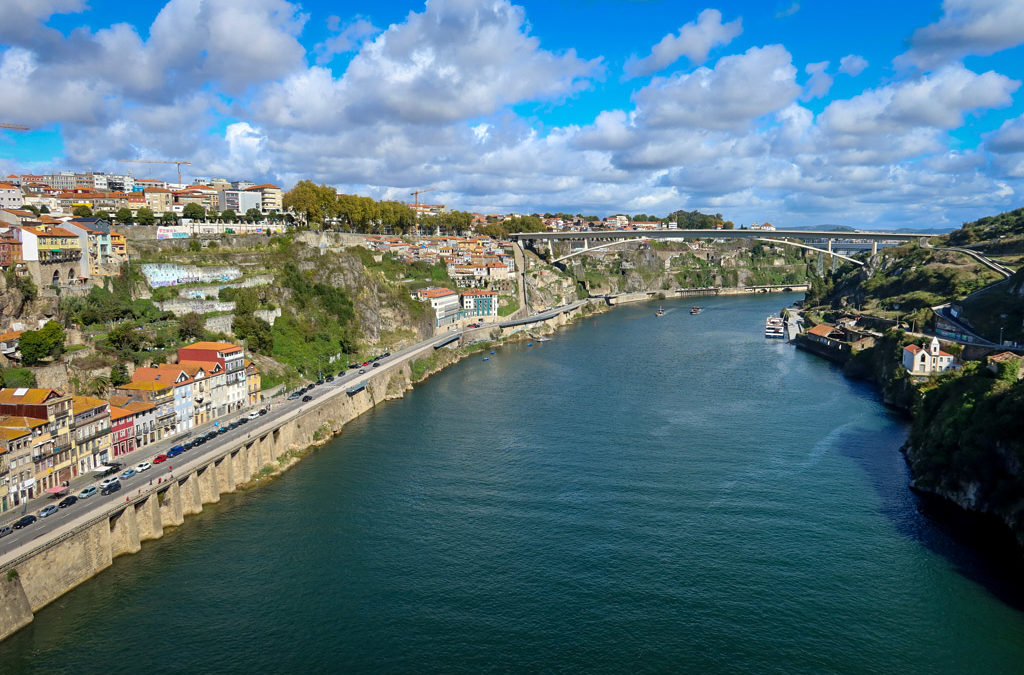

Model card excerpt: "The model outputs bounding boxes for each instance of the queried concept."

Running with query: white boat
[655,306,665,317]
[765,315,785,339]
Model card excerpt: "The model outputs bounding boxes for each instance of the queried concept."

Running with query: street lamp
[1000,326,1004,345]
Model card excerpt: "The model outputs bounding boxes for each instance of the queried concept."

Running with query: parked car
[217,427,228,435]
[337,370,347,377]
[359,368,366,374]
[288,392,301,400]
[13,514,36,529]
[302,395,313,402]
[38,504,59,518]
[58,495,78,508]
[248,411,260,420]
[372,362,380,368]
[101,481,121,496]
[99,477,119,490]
[228,421,240,430]
[204,432,218,441]
[120,468,136,479]
[167,447,184,458]
[259,408,268,416]
[153,454,168,464]
[136,461,151,472]
[79,486,98,499]
[0,525,12,538]
[326,375,335,382]
[184,440,195,450]
[383,352,391,357]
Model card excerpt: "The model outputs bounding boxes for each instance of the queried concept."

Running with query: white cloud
[803,61,833,99]
[623,9,742,79]
[838,54,867,77]
[775,2,800,19]
[633,45,800,130]
[315,16,379,65]
[896,0,1024,70]
[986,114,1024,154]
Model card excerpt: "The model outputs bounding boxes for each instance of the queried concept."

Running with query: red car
[362,361,370,366]
[153,454,168,464]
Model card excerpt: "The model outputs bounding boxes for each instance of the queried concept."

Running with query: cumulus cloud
[802,61,833,100]
[632,45,800,130]
[623,9,742,79]
[896,0,1024,70]
[838,54,868,76]
[315,16,379,65]
[986,115,1024,154]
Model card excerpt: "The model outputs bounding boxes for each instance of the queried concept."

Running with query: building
[416,287,461,327]
[987,351,1023,379]
[108,397,158,453]
[410,203,446,218]
[0,330,22,359]
[0,234,24,269]
[178,360,223,424]
[0,388,75,491]
[902,337,954,376]
[0,182,23,210]
[131,365,196,435]
[113,381,176,441]
[144,187,174,213]
[0,421,35,510]
[245,360,262,408]
[109,406,136,458]
[178,342,247,417]
[461,289,499,318]
[218,189,262,215]
[71,395,112,472]
[245,184,283,213]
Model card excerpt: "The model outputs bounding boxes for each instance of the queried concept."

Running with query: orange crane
[410,187,435,210]
[0,123,30,131]
[118,158,192,185]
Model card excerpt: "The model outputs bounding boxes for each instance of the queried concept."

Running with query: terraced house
[71,396,112,473]
[0,388,74,493]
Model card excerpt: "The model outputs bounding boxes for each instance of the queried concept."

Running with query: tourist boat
[690,306,702,314]
[656,306,665,317]
[765,315,785,339]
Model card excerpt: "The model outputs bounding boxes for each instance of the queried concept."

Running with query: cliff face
[842,331,919,412]
[904,367,1024,549]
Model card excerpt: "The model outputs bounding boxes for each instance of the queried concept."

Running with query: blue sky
[2,1,1024,229]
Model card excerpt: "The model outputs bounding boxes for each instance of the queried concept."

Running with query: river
[4,295,1024,673]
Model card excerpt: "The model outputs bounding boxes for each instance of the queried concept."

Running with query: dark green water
[4,295,1024,673]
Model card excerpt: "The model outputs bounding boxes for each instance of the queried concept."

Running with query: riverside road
[0,301,585,564]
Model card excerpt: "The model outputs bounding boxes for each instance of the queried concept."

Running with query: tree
[94,210,110,222]
[85,375,111,397]
[114,207,132,224]
[233,314,273,354]
[220,209,237,223]
[284,180,338,226]
[72,205,93,218]
[136,208,156,226]
[24,204,39,216]
[182,203,205,220]
[110,362,130,387]
[245,207,262,222]
[19,321,64,366]
[39,205,50,214]
[106,321,142,352]
[178,312,205,341]
[159,211,176,225]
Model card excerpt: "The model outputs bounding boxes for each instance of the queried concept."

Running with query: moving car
[13,514,36,529]
[101,481,121,496]
[136,461,151,472]
[302,395,313,402]
[59,495,78,508]
[38,504,59,518]
[259,408,268,415]
[153,454,168,464]
[248,411,260,420]
[120,468,136,479]
[358,368,366,374]
[99,477,119,490]
[0,525,11,538]
[288,392,301,400]
[79,486,98,499]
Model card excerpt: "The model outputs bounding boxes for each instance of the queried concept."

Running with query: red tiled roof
[807,324,837,337]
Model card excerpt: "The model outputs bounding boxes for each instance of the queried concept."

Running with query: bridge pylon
[816,251,824,276]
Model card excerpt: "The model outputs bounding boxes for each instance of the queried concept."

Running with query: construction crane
[118,159,192,185]
[410,188,435,210]
[0,123,30,131]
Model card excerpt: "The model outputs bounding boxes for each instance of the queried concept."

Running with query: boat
[483,357,489,361]
[765,315,785,339]
[690,306,702,315]
[656,306,665,317]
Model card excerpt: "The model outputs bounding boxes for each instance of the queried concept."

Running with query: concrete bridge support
[179,473,203,517]
[0,577,33,639]
[158,482,184,529]
[816,251,824,275]
[109,505,141,558]
[197,465,220,504]
[230,449,246,489]
[872,240,878,255]
[216,455,236,494]
[135,494,163,541]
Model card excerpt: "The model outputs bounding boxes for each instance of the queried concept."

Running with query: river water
[4,295,1024,673]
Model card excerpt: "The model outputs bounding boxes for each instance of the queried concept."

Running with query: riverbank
[0,301,600,642]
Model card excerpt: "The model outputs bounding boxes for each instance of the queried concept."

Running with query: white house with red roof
[902,337,954,375]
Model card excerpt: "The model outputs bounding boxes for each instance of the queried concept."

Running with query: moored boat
[690,306,702,315]
[765,315,785,338]
[656,306,665,317]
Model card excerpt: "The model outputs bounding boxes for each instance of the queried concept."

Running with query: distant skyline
[1,0,1023,228]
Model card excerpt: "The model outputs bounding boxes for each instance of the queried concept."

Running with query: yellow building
[245,360,262,407]
[0,388,74,492]
[71,395,113,472]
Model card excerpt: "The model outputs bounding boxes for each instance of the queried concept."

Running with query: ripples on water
[4,295,1024,674]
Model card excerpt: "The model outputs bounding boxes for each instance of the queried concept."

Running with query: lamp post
[1000,326,1004,346]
